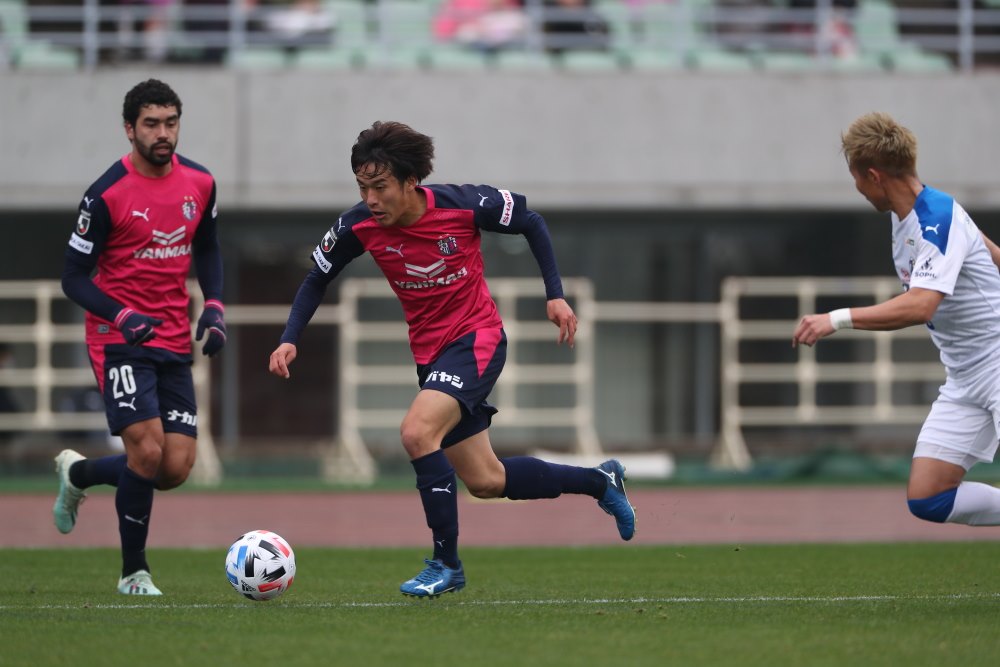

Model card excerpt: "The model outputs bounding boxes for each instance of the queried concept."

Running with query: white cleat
[117,570,163,596]
[53,449,87,534]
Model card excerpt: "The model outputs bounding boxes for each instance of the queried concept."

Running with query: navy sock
[501,456,605,500]
[70,454,127,489]
[116,466,154,577]
[411,450,460,569]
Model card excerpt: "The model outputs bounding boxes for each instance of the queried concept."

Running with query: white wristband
[829,308,853,330]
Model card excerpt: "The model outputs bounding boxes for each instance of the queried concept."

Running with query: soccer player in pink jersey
[269,121,635,597]
[53,79,226,595]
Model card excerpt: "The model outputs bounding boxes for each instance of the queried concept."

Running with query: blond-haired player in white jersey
[793,111,1000,527]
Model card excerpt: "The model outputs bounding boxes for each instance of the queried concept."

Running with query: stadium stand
[4,0,999,71]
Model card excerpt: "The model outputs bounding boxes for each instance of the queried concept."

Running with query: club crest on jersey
[181,195,198,221]
[76,211,91,235]
[321,230,337,253]
[437,236,459,256]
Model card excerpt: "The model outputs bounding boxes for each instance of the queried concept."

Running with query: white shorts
[914,366,1000,470]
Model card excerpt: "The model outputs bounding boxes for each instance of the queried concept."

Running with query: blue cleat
[596,459,636,541]
[400,559,466,598]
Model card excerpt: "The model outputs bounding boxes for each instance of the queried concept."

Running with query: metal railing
[0,280,221,483]
[2,0,999,71]
[0,275,943,481]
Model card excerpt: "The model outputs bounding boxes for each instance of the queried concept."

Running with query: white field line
[2,593,997,611]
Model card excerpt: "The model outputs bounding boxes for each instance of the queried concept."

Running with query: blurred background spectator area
[2,0,1000,71]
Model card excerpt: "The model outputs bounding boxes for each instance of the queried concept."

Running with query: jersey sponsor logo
[182,195,198,221]
[133,244,191,260]
[321,231,337,253]
[385,243,404,257]
[212,203,218,219]
[394,266,468,290]
[405,259,447,280]
[152,226,186,246]
[478,193,489,207]
[69,233,94,254]
[914,258,936,280]
[313,246,333,273]
[133,226,191,259]
[437,236,459,256]
[335,217,346,235]
[131,207,150,221]
[82,196,94,209]
[76,211,91,235]
[498,189,514,226]
[424,371,464,389]
[167,409,198,426]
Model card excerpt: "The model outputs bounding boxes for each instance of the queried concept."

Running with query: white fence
[0,276,941,483]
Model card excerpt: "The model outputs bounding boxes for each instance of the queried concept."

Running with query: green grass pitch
[3,543,1000,667]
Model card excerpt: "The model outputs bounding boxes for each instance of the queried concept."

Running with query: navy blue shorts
[88,344,198,437]
[417,328,506,448]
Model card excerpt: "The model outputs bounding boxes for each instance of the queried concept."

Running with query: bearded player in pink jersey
[54,79,226,595]
[269,121,635,598]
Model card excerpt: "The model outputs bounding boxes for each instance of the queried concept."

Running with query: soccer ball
[225,530,296,601]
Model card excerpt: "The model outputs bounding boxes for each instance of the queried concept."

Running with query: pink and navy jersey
[66,153,218,354]
[304,184,563,364]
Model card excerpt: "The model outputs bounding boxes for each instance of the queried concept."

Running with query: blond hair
[840,112,918,177]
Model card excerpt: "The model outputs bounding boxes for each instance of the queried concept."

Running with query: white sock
[946,481,1000,526]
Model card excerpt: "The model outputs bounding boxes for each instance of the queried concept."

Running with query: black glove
[115,309,163,346]
[195,301,227,357]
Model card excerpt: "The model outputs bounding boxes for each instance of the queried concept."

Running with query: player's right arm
[792,287,944,347]
[61,194,162,345]
[269,218,365,379]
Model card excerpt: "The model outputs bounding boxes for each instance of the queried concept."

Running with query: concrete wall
[2,68,999,211]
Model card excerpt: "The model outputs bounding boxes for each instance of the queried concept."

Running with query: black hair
[122,79,182,127]
[351,121,434,183]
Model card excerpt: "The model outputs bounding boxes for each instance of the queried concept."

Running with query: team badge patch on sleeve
[312,246,333,273]
[76,210,91,235]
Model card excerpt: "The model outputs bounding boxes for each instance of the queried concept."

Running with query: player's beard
[135,137,175,167]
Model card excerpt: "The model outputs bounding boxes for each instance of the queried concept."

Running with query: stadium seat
[291,1,368,69]
[226,47,289,69]
[854,0,951,72]
[491,49,557,71]
[0,0,80,69]
[885,46,953,73]
[295,46,363,69]
[754,50,815,71]
[15,41,80,69]
[690,47,756,72]
[560,50,626,72]
[428,45,488,71]
[628,49,687,71]
[369,0,434,69]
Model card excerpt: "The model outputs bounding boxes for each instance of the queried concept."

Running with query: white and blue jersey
[892,186,1000,374]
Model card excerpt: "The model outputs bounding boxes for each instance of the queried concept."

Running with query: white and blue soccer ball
[225,530,296,601]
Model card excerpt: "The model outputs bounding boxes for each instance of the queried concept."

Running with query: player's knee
[907,487,958,523]
[156,463,192,490]
[464,477,504,499]
[400,422,437,458]
[127,441,163,478]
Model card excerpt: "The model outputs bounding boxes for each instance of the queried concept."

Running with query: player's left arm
[475,187,577,346]
[980,231,1000,271]
[191,184,226,357]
